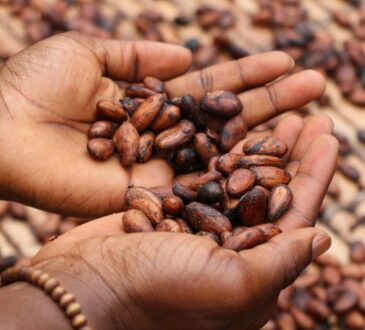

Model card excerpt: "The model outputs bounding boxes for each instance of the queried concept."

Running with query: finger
[239,228,331,295]
[62,31,192,81]
[239,70,326,128]
[165,51,294,99]
[275,134,339,230]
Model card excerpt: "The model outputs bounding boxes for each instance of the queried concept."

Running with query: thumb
[239,228,331,296]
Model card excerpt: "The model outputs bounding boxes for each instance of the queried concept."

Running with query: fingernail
[311,233,331,260]
[290,57,295,70]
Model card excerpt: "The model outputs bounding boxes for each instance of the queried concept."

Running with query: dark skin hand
[0,32,338,329]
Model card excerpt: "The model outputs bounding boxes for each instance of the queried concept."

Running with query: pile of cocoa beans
[262,242,365,330]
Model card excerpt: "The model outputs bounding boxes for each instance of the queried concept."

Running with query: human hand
[0,32,334,217]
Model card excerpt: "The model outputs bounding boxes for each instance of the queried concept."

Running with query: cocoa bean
[243,136,288,157]
[113,122,139,167]
[341,264,365,280]
[220,231,233,243]
[169,146,202,173]
[222,227,266,251]
[201,90,243,117]
[176,218,193,234]
[344,310,365,330]
[333,292,358,314]
[183,202,232,234]
[194,133,220,165]
[337,163,360,182]
[87,138,115,160]
[156,219,182,233]
[180,94,207,129]
[96,100,127,123]
[251,166,291,189]
[188,171,223,191]
[172,183,197,204]
[125,187,163,226]
[130,94,165,133]
[150,104,181,132]
[123,209,154,233]
[137,131,155,163]
[334,63,357,95]
[125,83,157,98]
[304,298,331,320]
[206,128,220,145]
[350,241,365,263]
[238,155,284,168]
[268,184,293,220]
[150,186,173,200]
[256,223,282,240]
[357,129,365,144]
[216,153,242,176]
[88,120,115,138]
[196,181,224,205]
[220,115,247,152]
[121,97,144,117]
[254,185,271,199]
[290,307,315,330]
[232,226,248,236]
[276,312,297,330]
[238,187,268,226]
[323,265,342,286]
[311,285,327,302]
[155,120,196,152]
[196,231,221,244]
[162,195,184,216]
[226,168,256,198]
[144,76,164,93]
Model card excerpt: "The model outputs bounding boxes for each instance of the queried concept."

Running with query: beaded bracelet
[0,265,94,330]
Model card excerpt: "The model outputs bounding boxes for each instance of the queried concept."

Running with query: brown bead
[51,286,66,301]
[72,314,87,328]
[30,269,43,284]
[66,302,82,318]
[37,273,50,287]
[44,278,59,293]
[60,293,76,308]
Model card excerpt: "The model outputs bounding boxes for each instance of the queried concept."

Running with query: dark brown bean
[304,298,331,321]
[216,153,242,176]
[226,169,256,198]
[238,187,268,226]
[150,104,181,132]
[201,90,243,117]
[243,136,288,157]
[188,171,223,191]
[96,100,128,123]
[88,120,114,138]
[172,183,197,204]
[337,163,360,182]
[121,97,144,116]
[162,196,184,216]
[113,122,140,167]
[197,181,224,205]
[194,133,220,165]
[87,138,115,160]
[137,131,155,163]
[251,166,291,189]
[125,83,157,98]
[238,155,284,168]
[268,185,293,220]
[220,115,248,152]
[180,94,207,129]
[169,146,201,173]
[222,227,266,251]
[350,241,365,263]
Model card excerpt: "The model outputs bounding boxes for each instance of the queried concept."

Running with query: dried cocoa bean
[323,266,342,286]
[226,168,256,198]
[232,226,248,236]
[121,97,143,116]
[341,264,365,280]
[238,155,284,168]
[156,219,182,232]
[125,83,157,98]
[88,120,115,138]
[256,223,282,240]
[337,163,360,182]
[220,231,233,243]
[333,292,358,314]
[188,171,223,191]
[254,185,271,199]
[97,100,127,123]
[144,76,164,93]
[350,241,365,263]
[196,231,221,244]
[222,227,266,251]
[311,285,327,302]
[194,133,220,165]
[201,90,243,117]
[150,186,173,200]
[169,146,202,173]
[125,187,163,226]
[251,166,291,189]
[216,153,242,176]
[87,138,115,160]
[150,104,181,132]
[268,184,293,220]
[155,120,196,152]
[123,209,154,233]
[162,195,184,216]
[183,202,232,234]
[238,187,268,226]
[172,183,197,204]
[243,136,288,157]
[290,306,315,330]
[137,131,155,163]
[113,122,140,167]
[345,310,365,330]
[130,94,165,133]
[176,218,193,234]
[180,94,207,129]
[196,181,224,205]
[220,115,247,152]
[304,299,331,321]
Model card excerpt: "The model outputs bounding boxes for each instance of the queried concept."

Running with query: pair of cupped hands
[0,32,338,329]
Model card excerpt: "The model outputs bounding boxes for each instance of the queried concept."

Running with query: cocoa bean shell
[216,153,242,176]
[226,168,256,198]
[137,131,155,163]
[238,187,268,226]
[251,166,291,189]
[87,138,115,160]
[123,209,154,233]
[162,195,184,216]
[201,90,243,117]
[150,104,181,132]
[243,136,288,157]
[220,115,247,152]
[113,122,140,167]
[268,184,293,220]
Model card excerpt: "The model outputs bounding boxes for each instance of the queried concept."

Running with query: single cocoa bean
[304,298,331,321]
[255,223,282,240]
[341,264,365,280]
[88,120,115,138]
[323,266,342,286]
[176,218,193,234]
[268,184,293,220]
[144,76,164,93]
[290,307,315,330]
[96,100,127,123]
[172,183,197,204]
[226,168,256,198]
[238,155,284,168]
[220,115,247,152]
[183,202,232,234]
[125,187,163,226]
[333,292,358,314]
[155,120,196,152]
[201,90,243,117]
[87,138,115,160]
[113,122,140,167]
[334,63,357,95]
[254,185,271,199]
[156,219,182,232]
[162,195,184,216]
[125,83,157,98]
[251,166,291,189]
[197,181,224,205]
[194,133,220,165]
[243,136,288,157]
[123,209,154,233]
[150,104,181,132]
[121,97,144,116]
[130,94,164,133]
[150,186,173,200]
[196,231,221,244]
[169,146,202,173]
[216,153,242,176]
[137,131,155,163]
[337,163,360,182]
[232,226,248,236]
[238,187,268,226]
[188,171,223,191]
[311,285,327,302]
[350,241,365,263]
[344,310,365,330]
[222,227,266,251]
[180,94,207,129]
